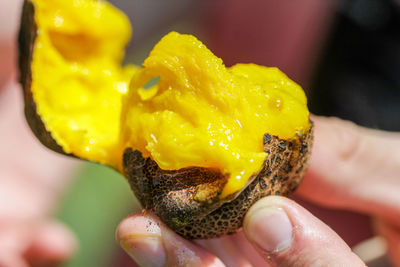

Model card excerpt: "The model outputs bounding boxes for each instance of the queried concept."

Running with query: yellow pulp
[31,0,136,166]
[30,0,310,198]
[122,32,309,197]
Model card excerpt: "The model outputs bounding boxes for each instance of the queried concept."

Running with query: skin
[116,116,400,267]
[0,82,78,267]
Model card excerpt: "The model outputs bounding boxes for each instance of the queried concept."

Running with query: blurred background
[1,0,399,266]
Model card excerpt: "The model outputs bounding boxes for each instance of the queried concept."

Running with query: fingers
[297,116,400,223]
[243,196,365,267]
[116,212,225,267]
[24,220,77,267]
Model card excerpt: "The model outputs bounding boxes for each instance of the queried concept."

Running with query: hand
[0,83,78,267]
[117,115,400,266]
[116,196,364,267]
[296,116,400,265]
[1,1,80,264]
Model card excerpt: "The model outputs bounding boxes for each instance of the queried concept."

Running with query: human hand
[116,196,365,267]
[0,83,78,267]
[116,115,400,266]
[0,1,80,265]
[296,116,400,265]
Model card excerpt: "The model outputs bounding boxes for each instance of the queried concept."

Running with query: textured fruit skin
[123,125,313,239]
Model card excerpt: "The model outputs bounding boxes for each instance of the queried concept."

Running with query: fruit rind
[123,124,313,239]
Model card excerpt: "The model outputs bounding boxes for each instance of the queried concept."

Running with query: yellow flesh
[31,0,310,197]
[31,0,136,166]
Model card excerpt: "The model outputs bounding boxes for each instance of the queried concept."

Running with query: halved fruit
[19,0,313,239]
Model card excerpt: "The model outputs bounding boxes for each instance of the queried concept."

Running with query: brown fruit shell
[18,0,314,239]
[123,126,313,239]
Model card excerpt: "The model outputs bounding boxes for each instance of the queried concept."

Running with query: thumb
[243,196,365,266]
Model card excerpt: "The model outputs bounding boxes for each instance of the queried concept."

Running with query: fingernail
[245,206,293,253]
[119,216,166,267]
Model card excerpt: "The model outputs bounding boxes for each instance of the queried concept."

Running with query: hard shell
[123,127,313,239]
